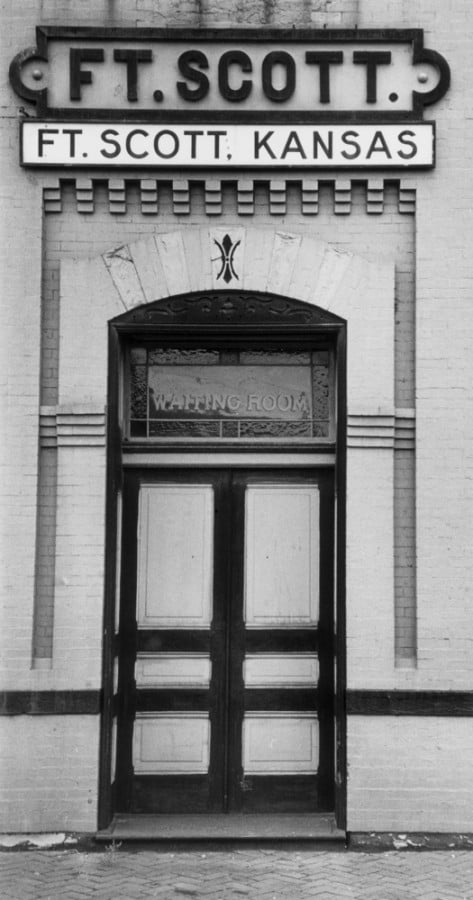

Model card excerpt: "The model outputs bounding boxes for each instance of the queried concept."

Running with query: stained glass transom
[127,346,333,441]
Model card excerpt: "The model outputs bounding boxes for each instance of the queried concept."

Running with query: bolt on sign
[10,27,450,169]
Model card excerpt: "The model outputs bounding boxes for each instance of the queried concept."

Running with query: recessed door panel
[243,653,319,687]
[116,468,334,815]
[136,485,213,629]
[133,714,211,774]
[242,713,319,774]
[135,653,212,687]
[244,486,319,627]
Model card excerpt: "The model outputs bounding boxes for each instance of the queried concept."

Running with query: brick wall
[0,717,99,832]
[348,717,473,832]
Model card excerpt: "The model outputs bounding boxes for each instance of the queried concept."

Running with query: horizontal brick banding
[0,691,102,716]
[3,690,472,717]
[39,406,106,448]
[347,690,473,717]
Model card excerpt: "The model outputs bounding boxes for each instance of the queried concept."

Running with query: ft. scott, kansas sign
[10,28,450,169]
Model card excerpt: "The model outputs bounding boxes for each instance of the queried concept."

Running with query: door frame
[98,289,347,830]
[115,466,335,815]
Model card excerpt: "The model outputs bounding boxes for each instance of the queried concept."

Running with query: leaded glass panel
[127,346,334,442]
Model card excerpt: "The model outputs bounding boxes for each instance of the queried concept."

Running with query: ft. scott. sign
[10,28,450,169]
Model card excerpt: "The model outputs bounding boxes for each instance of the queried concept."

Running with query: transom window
[125,343,335,443]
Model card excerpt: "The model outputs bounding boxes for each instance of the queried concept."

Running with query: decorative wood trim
[0,690,102,715]
[118,289,343,327]
[346,690,473,717]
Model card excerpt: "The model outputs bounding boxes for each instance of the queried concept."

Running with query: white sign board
[21,121,434,168]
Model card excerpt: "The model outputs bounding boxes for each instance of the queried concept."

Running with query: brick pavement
[1,849,473,900]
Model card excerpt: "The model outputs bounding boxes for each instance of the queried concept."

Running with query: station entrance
[115,466,334,814]
[105,291,344,825]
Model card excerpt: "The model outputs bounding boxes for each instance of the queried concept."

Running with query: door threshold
[96,813,345,843]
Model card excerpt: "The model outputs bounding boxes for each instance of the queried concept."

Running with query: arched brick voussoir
[286,236,331,304]
[103,230,206,309]
[102,244,146,311]
[184,229,213,293]
[100,227,372,313]
[127,236,170,304]
[266,232,302,296]
[154,232,191,297]
[242,228,275,293]
[98,226,395,413]
[309,246,354,311]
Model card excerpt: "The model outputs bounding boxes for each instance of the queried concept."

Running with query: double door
[116,467,334,814]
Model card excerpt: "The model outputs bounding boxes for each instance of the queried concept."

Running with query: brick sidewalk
[1,849,473,900]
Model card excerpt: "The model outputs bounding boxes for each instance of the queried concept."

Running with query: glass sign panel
[128,347,332,441]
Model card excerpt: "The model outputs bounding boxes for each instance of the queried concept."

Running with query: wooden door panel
[133,714,211,774]
[242,713,319,773]
[117,471,228,815]
[136,485,214,629]
[243,653,319,687]
[135,653,212,687]
[244,485,319,627]
[237,776,319,813]
[117,468,334,816]
[228,472,333,813]
[132,775,213,814]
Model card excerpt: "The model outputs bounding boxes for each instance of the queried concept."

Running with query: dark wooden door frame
[113,467,335,815]
[98,289,347,830]
[227,467,335,814]
[116,468,231,814]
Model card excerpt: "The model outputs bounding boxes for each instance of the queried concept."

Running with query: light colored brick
[0,717,99,831]
[347,717,473,832]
